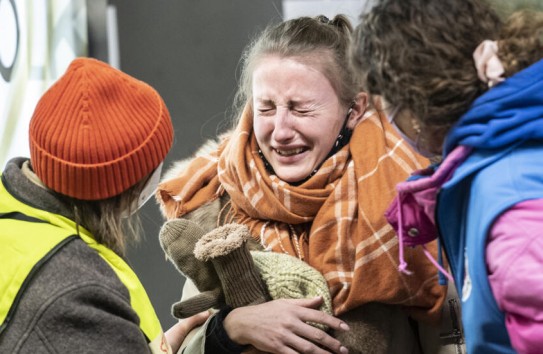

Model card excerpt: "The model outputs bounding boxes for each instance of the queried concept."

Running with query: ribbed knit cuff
[212,248,270,308]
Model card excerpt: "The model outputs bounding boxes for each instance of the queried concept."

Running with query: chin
[274,169,311,184]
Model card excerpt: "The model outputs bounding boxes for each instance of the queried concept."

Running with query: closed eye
[256,107,275,116]
[288,101,314,116]
[292,109,312,116]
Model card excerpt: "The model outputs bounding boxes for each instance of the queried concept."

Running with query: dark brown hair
[499,10,543,77]
[351,0,502,146]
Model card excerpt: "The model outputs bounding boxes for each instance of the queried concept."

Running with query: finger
[165,311,211,352]
[182,310,211,328]
[298,306,350,333]
[274,345,303,354]
[290,321,348,354]
[283,295,324,308]
[284,328,348,354]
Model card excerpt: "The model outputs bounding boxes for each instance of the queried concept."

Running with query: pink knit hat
[29,57,174,200]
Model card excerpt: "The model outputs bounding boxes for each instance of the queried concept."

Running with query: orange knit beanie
[29,57,174,200]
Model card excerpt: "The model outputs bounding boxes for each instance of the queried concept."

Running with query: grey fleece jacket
[0,157,151,354]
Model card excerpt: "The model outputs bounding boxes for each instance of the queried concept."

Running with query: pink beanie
[29,57,174,200]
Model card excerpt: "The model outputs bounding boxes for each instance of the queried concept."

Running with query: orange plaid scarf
[158,105,446,321]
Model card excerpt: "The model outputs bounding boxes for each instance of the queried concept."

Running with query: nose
[272,107,296,143]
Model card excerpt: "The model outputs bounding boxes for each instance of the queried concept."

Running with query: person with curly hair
[352,0,543,353]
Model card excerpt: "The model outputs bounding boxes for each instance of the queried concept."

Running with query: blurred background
[1,0,541,328]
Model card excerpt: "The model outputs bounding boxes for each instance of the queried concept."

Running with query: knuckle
[317,311,327,323]
[312,329,327,342]
[278,327,292,339]
[300,343,315,353]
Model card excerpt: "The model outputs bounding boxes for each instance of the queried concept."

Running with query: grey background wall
[107,0,283,327]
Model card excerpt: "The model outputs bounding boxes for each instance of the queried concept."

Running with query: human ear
[346,92,368,130]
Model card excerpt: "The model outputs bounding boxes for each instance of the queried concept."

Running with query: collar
[2,157,74,221]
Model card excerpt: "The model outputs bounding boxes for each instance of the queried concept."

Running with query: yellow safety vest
[0,174,171,353]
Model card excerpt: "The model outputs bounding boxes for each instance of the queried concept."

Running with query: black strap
[0,212,48,224]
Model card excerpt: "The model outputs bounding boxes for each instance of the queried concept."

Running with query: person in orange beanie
[0,57,207,353]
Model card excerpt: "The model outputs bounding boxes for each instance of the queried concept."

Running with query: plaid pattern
[158,105,446,321]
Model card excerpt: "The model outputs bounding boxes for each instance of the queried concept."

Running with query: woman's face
[252,56,350,183]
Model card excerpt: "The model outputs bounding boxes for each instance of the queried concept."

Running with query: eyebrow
[255,98,274,105]
[254,98,317,108]
[288,100,317,109]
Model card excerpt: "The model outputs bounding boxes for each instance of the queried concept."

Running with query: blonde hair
[57,177,148,256]
[232,15,357,125]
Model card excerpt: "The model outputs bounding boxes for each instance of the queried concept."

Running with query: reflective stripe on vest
[0,174,169,353]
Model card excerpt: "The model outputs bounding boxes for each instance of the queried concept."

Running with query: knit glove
[158,218,225,318]
[160,219,332,328]
[194,223,271,308]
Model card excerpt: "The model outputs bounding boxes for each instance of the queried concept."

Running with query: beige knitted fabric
[251,251,332,316]
[194,224,270,308]
[158,218,225,318]
[161,219,331,323]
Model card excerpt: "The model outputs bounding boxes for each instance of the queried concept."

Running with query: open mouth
[274,147,307,156]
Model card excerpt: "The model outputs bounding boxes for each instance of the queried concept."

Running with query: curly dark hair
[499,10,543,77]
[351,0,502,145]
